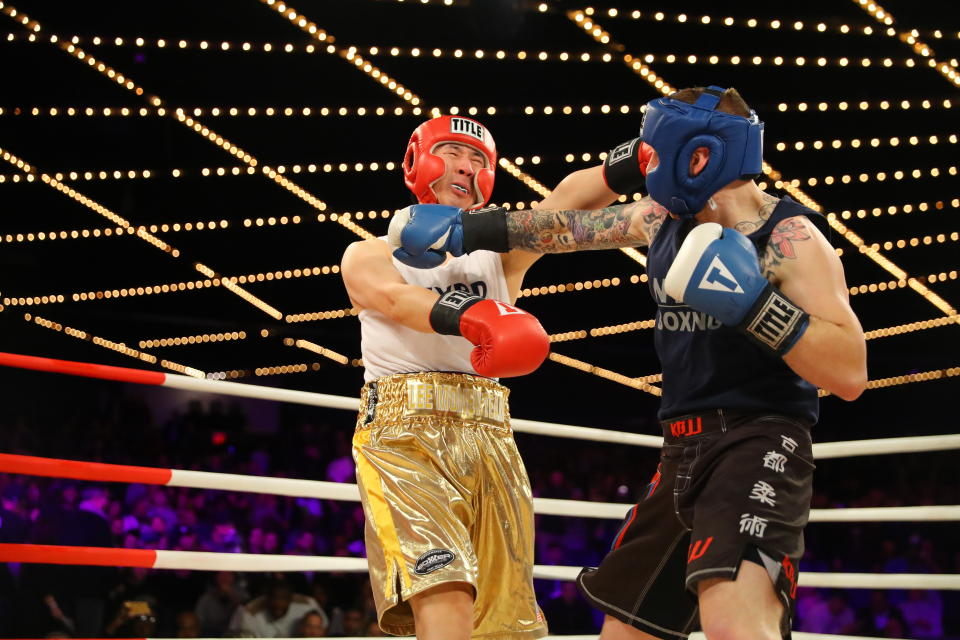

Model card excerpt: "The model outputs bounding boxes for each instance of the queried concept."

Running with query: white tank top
[359,245,510,381]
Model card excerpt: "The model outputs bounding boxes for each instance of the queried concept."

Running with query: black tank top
[646,196,826,422]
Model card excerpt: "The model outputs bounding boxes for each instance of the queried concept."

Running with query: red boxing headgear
[403,115,497,210]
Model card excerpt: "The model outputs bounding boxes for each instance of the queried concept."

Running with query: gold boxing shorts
[353,372,547,639]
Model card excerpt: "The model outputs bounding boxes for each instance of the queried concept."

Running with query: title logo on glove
[436,289,480,310]
[697,256,745,294]
[607,139,638,165]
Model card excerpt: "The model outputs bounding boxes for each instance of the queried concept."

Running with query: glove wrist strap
[603,137,647,195]
[738,284,810,355]
[461,206,509,253]
[430,291,483,335]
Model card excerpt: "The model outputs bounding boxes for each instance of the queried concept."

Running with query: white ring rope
[1,351,958,457]
[0,543,955,591]
[3,453,956,523]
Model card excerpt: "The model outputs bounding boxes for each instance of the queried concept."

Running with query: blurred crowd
[0,386,957,638]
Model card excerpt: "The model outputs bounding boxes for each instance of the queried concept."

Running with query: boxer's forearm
[505,197,663,253]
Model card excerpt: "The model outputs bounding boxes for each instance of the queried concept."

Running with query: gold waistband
[359,372,511,430]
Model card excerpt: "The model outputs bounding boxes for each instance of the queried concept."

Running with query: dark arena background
[1,0,958,638]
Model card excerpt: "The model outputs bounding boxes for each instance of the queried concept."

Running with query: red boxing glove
[429,291,550,377]
[602,137,655,195]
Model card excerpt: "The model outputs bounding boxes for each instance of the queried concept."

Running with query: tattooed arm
[504,196,670,254]
[498,165,668,299]
[764,216,867,400]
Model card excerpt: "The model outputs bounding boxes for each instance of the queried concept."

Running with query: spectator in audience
[295,609,329,637]
[898,589,943,638]
[228,579,321,637]
[195,571,249,636]
[800,590,857,635]
[104,600,158,638]
[174,610,201,638]
[337,607,366,637]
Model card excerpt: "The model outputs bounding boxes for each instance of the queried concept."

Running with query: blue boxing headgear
[641,86,763,216]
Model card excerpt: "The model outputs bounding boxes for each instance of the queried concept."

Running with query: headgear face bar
[641,86,763,216]
[403,115,497,209]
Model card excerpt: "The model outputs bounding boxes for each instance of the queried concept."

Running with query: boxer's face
[432,142,485,209]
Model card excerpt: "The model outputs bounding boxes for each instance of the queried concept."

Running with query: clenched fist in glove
[429,290,550,377]
[664,222,810,355]
[388,203,509,268]
[602,137,655,195]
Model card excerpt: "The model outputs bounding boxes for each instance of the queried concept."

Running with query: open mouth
[451,184,469,195]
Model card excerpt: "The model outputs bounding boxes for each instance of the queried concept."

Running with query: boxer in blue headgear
[389,84,867,640]
[641,85,763,216]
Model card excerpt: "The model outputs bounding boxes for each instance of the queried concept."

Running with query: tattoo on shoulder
[769,217,811,260]
[761,217,812,280]
[506,198,663,252]
[734,192,780,235]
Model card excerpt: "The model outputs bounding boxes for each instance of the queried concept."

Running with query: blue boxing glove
[387,204,465,268]
[664,223,809,354]
[388,204,510,268]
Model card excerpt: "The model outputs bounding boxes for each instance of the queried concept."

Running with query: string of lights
[384,0,454,5]
[0,148,177,256]
[0,3,379,243]
[3,32,337,52]
[24,313,205,378]
[547,351,662,396]
[0,145,290,320]
[285,307,358,323]
[836,366,960,394]
[550,311,960,347]
[0,213,388,246]
[830,198,959,221]
[206,363,316,380]
[256,0,421,109]
[1,264,340,308]
[775,98,954,113]
[139,331,247,349]
[864,316,960,340]
[577,6,896,37]
[782,165,958,190]
[849,270,957,296]
[0,161,403,184]
[0,2,393,325]
[852,0,960,88]
[518,276,631,299]
[570,10,674,95]
[774,133,958,152]
[568,10,958,322]
[1,156,956,194]
[2,98,953,120]
[866,231,959,252]
[290,338,350,365]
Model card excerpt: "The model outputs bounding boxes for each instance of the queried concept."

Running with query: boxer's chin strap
[461,206,509,253]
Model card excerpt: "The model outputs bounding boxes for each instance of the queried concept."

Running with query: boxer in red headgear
[340,116,621,639]
[403,115,497,210]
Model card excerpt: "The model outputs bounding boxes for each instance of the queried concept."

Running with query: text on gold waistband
[404,379,507,426]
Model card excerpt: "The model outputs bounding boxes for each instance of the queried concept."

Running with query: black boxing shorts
[577,410,815,639]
